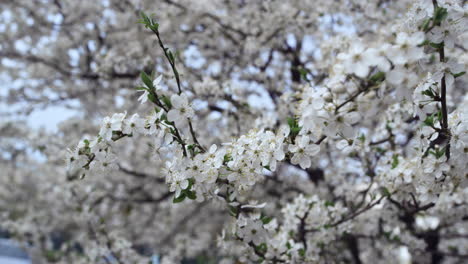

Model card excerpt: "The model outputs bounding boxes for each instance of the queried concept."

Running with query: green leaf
[291,126,301,135]
[385,122,392,131]
[44,250,61,261]
[421,88,435,98]
[139,12,159,31]
[186,178,195,190]
[358,134,366,142]
[421,19,431,31]
[168,50,175,63]
[141,71,153,89]
[417,39,430,47]
[423,113,437,127]
[287,116,301,137]
[391,154,399,169]
[223,153,232,163]
[453,71,466,78]
[434,147,446,159]
[324,200,335,207]
[147,93,157,104]
[287,117,296,128]
[380,187,391,197]
[228,205,238,217]
[429,42,444,49]
[383,231,392,239]
[261,216,273,225]
[255,243,267,254]
[37,145,46,151]
[433,7,448,25]
[185,190,197,200]
[298,68,309,81]
[173,193,186,203]
[138,12,150,25]
[161,95,172,108]
[375,147,386,154]
[369,71,385,85]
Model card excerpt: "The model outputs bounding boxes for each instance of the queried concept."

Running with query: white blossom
[167,94,194,127]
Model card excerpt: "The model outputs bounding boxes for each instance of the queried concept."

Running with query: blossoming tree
[1,0,467,263]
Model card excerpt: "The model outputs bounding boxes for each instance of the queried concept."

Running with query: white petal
[409,31,425,44]
[138,90,149,104]
[153,75,163,87]
[241,202,266,209]
[387,68,406,85]
[307,144,320,155]
[167,110,179,122]
[397,246,411,264]
[227,173,237,182]
[336,139,349,150]
[209,144,217,153]
[354,63,369,78]
[344,112,361,124]
[299,157,311,169]
[395,32,408,45]
[180,179,189,189]
[171,94,183,109]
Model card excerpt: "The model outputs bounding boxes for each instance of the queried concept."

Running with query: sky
[26,106,78,132]
[0,257,30,264]
[0,239,30,264]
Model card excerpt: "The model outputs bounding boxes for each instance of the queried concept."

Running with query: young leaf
[453,71,466,78]
[147,93,157,104]
[141,71,153,89]
[429,42,444,50]
[186,190,197,200]
[423,113,436,127]
[391,154,399,169]
[369,72,385,85]
[168,50,175,64]
[433,7,448,25]
[261,216,273,225]
[422,88,435,98]
[173,193,186,203]
[287,116,301,137]
[380,187,392,197]
[161,95,172,108]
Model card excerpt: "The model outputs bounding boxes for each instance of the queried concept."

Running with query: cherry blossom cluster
[61,1,467,262]
[71,113,192,179]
